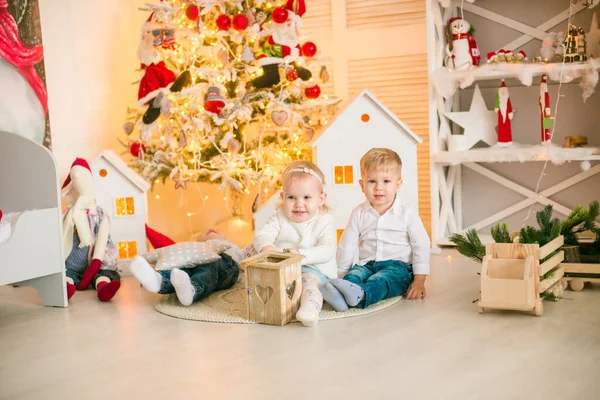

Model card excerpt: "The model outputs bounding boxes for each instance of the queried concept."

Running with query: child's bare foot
[319,282,349,311]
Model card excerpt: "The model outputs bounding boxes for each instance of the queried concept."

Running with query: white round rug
[155,282,401,324]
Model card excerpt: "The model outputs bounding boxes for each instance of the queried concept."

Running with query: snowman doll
[445,17,480,71]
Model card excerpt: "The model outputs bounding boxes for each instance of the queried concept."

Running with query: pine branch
[491,222,512,243]
[450,229,485,263]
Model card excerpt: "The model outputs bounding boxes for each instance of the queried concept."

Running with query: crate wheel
[534,301,543,317]
[569,279,585,292]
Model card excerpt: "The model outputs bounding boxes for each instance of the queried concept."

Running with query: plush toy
[445,17,480,71]
[62,158,121,301]
[131,228,243,306]
[252,0,312,88]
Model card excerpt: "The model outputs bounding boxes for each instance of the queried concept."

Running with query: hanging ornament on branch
[271,109,289,126]
[216,14,231,30]
[305,85,321,99]
[204,86,226,115]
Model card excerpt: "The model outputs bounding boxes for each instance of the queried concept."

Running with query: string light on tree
[123,0,339,200]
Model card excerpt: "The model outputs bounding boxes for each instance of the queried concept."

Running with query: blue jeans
[344,260,413,308]
[157,253,239,304]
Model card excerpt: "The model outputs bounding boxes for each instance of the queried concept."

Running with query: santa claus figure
[539,75,552,143]
[137,17,176,107]
[0,0,48,145]
[445,17,480,71]
[495,80,514,146]
[252,0,312,88]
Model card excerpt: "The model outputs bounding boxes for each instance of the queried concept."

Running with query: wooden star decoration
[173,172,190,190]
[444,85,497,150]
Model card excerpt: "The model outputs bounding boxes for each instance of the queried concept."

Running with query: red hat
[500,80,507,87]
[286,0,306,17]
[448,17,463,24]
[497,49,506,54]
[541,75,547,82]
[61,158,91,189]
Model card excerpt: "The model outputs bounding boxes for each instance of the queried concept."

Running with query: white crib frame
[0,131,67,307]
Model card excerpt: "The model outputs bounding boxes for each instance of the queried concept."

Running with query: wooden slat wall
[348,54,431,231]
[346,0,425,29]
[302,1,430,235]
[303,0,332,31]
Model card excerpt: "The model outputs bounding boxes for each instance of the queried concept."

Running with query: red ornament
[286,69,299,81]
[232,14,249,31]
[272,7,289,24]
[301,42,317,57]
[216,14,232,30]
[129,142,146,157]
[185,4,199,21]
[305,85,321,99]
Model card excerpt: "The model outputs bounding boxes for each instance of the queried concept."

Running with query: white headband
[285,167,323,184]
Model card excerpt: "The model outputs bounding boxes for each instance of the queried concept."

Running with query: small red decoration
[272,7,289,24]
[185,4,199,21]
[232,14,249,31]
[216,14,232,30]
[305,85,321,99]
[301,42,317,57]
[286,69,299,81]
[129,142,146,157]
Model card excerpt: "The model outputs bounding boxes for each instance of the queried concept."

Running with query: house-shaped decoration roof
[312,88,423,146]
[95,150,150,192]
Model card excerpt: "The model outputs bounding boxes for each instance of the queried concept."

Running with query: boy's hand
[284,248,300,254]
[261,245,277,253]
[405,274,427,300]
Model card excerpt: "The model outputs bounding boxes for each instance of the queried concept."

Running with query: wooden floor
[1,249,599,400]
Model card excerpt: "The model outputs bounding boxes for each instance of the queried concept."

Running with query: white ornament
[444,85,497,150]
[581,160,591,171]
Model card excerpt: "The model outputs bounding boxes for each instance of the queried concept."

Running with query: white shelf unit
[425,0,600,246]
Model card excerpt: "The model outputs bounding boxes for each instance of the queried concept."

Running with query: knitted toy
[62,158,121,301]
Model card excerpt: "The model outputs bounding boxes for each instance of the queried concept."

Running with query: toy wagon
[477,236,564,316]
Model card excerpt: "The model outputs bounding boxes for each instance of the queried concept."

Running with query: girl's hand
[284,248,300,254]
[261,245,277,253]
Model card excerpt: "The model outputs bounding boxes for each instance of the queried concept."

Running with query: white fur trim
[138,85,171,107]
[256,57,284,66]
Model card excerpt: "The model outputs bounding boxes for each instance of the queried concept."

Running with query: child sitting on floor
[321,148,430,311]
[250,160,336,327]
[130,229,243,306]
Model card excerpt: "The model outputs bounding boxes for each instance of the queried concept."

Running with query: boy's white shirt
[336,195,431,277]
[252,209,337,279]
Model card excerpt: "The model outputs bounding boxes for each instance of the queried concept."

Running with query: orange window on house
[115,197,135,216]
[334,165,353,185]
[336,229,344,244]
[118,241,138,259]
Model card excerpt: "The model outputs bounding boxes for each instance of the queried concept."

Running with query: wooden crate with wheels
[477,236,564,316]
[562,263,600,292]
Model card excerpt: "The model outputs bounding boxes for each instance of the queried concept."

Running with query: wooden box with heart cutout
[242,252,303,326]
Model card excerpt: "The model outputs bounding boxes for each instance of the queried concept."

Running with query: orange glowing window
[361,113,370,122]
[99,169,108,177]
[336,229,344,244]
[115,197,135,216]
[118,241,138,259]
[334,165,354,185]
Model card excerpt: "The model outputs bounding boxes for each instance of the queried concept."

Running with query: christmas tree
[122,0,338,199]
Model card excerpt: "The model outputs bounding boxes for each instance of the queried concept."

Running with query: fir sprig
[491,222,512,243]
[449,229,486,263]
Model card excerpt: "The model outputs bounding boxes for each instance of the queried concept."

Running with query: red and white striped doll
[539,75,552,143]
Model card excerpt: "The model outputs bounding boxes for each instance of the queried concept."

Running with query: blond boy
[321,148,430,311]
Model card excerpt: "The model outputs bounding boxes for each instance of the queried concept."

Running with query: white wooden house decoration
[91,150,150,260]
[312,89,423,239]
[254,89,423,240]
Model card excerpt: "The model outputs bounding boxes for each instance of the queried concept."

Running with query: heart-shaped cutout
[271,110,289,126]
[256,284,273,304]
[286,280,297,300]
